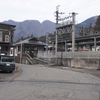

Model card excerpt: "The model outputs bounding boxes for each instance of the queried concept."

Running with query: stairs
[23,52,57,66]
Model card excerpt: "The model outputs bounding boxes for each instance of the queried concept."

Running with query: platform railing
[37,51,100,59]
[57,51,100,59]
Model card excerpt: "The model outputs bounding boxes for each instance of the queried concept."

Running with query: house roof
[14,37,47,46]
[0,22,16,27]
[0,43,15,47]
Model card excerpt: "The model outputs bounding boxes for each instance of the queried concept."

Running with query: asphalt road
[0,67,22,82]
[74,68,100,79]
[0,63,100,100]
[61,66,100,79]
[0,65,100,81]
[0,71,15,80]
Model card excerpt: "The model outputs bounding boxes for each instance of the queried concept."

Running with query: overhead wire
[60,0,100,14]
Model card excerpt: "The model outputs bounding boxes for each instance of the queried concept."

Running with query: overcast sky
[0,0,100,23]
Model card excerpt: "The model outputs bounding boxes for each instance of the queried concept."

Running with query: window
[0,31,3,41]
[5,35,9,42]
[10,48,13,56]
[1,56,14,62]
[11,49,13,54]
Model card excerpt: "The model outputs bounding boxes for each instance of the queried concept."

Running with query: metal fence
[57,51,100,59]
[37,52,57,58]
[38,51,100,59]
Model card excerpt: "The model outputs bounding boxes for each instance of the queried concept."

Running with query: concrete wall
[56,58,100,69]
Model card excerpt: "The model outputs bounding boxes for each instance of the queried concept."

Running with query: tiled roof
[14,37,47,46]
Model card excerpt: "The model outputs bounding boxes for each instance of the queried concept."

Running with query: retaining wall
[15,56,100,69]
[56,58,100,69]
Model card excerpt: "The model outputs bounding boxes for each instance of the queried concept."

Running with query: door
[10,48,13,56]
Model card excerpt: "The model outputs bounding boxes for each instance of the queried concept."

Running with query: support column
[20,41,22,63]
[83,45,86,51]
[90,45,92,51]
[55,30,58,53]
[72,12,76,53]
[65,41,67,52]
[94,37,96,51]
[77,42,79,51]
[52,42,54,53]
[46,33,48,54]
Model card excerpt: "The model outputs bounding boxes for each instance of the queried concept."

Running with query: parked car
[0,55,15,73]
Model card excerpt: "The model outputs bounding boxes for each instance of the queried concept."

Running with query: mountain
[41,20,56,36]
[76,16,98,27]
[3,16,98,41]
[3,20,56,41]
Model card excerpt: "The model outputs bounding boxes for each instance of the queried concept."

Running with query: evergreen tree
[88,23,93,29]
[94,15,100,31]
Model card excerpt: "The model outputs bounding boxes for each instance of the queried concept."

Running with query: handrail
[34,58,49,64]
[25,52,33,60]
[26,57,33,64]
[25,52,33,64]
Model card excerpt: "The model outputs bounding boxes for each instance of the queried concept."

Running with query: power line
[54,5,65,24]
[61,0,100,13]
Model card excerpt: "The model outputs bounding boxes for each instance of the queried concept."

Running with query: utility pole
[94,37,96,51]
[55,5,60,54]
[55,5,64,54]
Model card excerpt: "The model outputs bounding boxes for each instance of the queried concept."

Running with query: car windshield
[1,57,14,62]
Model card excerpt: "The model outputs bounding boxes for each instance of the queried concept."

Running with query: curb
[41,64,100,81]
[61,67,100,81]
[72,66,100,70]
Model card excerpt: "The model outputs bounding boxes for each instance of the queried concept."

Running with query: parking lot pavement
[0,71,15,80]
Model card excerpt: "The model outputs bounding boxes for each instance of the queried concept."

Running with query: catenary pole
[72,12,77,52]
[55,5,60,54]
